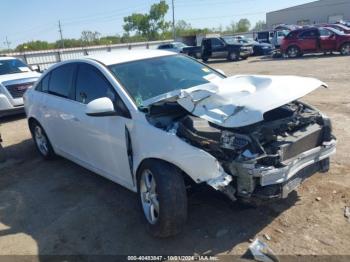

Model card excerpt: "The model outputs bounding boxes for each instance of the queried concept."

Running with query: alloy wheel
[341,44,350,55]
[34,126,49,156]
[288,47,299,58]
[140,169,160,224]
[230,52,237,60]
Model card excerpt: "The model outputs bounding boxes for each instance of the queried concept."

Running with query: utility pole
[172,0,176,40]
[58,20,65,49]
[4,36,11,51]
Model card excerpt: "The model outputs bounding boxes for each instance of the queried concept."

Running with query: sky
[0,0,316,48]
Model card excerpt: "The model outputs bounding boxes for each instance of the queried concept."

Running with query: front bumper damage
[206,139,336,201]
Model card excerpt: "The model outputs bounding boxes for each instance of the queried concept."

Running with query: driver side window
[319,28,332,37]
[300,30,319,39]
[75,64,115,104]
[211,38,224,48]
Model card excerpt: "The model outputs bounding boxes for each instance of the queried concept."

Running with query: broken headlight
[220,131,250,151]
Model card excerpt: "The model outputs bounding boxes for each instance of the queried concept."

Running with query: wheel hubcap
[140,170,159,224]
[342,44,350,55]
[34,126,49,156]
[289,48,298,57]
[230,53,237,60]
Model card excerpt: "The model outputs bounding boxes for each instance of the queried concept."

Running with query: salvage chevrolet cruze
[24,50,336,237]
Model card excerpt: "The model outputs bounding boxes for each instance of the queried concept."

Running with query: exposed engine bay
[145,99,336,201]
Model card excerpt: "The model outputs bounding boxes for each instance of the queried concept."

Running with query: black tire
[340,43,350,56]
[228,51,239,61]
[137,160,187,238]
[202,57,208,62]
[0,143,6,163]
[286,46,301,58]
[29,120,55,160]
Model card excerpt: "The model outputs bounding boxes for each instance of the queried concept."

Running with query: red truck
[281,27,350,58]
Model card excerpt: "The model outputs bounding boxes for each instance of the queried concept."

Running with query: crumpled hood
[143,75,327,128]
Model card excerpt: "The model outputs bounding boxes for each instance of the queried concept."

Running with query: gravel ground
[0,54,349,260]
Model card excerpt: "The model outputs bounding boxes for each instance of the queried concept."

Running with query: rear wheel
[287,46,301,58]
[340,43,350,55]
[138,160,187,238]
[30,121,55,160]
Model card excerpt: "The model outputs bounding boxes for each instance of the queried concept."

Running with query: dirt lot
[0,54,349,259]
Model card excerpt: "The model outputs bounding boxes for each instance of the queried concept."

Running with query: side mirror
[30,65,40,72]
[85,97,117,117]
[216,69,226,76]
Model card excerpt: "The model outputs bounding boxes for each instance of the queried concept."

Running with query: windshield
[108,55,224,107]
[222,37,239,44]
[0,59,31,75]
[327,27,345,35]
[173,42,187,48]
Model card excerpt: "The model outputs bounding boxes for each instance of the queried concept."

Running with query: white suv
[24,50,336,237]
[0,57,40,117]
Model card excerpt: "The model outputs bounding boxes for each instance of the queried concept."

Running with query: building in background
[266,0,350,29]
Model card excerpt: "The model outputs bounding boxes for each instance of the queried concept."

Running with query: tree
[225,21,237,34]
[236,18,251,33]
[54,38,82,49]
[253,20,266,31]
[81,31,101,45]
[123,0,170,40]
[175,20,192,36]
[16,40,53,51]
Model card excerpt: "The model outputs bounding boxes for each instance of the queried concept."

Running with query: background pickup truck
[183,37,253,62]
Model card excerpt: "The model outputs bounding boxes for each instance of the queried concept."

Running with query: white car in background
[24,50,336,237]
[0,57,40,117]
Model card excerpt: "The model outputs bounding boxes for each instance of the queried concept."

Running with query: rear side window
[49,64,76,98]
[75,64,116,104]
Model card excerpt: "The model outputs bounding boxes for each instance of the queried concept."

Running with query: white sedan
[24,50,336,237]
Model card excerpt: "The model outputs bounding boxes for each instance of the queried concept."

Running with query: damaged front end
[143,75,336,202]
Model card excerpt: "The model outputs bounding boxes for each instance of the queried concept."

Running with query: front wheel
[138,160,187,238]
[228,51,239,61]
[340,43,350,55]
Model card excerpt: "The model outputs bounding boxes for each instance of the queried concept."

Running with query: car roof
[85,49,175,65]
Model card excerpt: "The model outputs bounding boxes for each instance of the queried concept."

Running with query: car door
[68,63,134,188]
[319,28,337,51]
[298,29,319,51]
[40,63,78,154]
[202,39,212,58]
[211,38,227,58]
